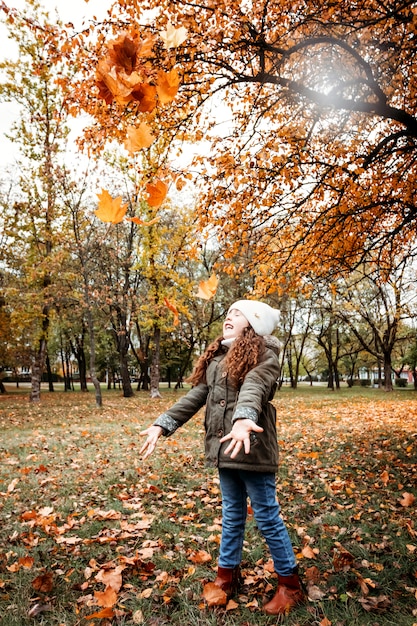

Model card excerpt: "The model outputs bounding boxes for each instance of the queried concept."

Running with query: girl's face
[223,308,250,339]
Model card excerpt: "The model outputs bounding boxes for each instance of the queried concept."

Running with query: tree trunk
[78,350,88,392]
[117,330,134,398]
[150,325,162,398]
[0,370,6,394]
[30,337,47,403]
[383,354,393,392]
[45,353,54,391]
[30,306,50,403]
[85,292,102,408]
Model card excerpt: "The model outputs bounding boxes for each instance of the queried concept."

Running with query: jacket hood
[264,334,282,355]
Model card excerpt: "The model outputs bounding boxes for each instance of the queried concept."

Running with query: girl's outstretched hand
[220,419,263,458]
[139,425,164,460]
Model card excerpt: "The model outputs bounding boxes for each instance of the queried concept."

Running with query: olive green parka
[154,336,281,473]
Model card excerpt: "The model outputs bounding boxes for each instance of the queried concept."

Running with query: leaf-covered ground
[0,385,416,626]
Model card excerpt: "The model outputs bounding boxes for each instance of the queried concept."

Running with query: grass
[0,383,416,625]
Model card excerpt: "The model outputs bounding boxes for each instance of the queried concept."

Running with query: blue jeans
[218,468,297,576]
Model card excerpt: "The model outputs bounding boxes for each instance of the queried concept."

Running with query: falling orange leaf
[197,274,218,300]
[127,216,161,226]
[146,179,168,208]
[202,582,227,606]
[156,68,180,105]
[131,83,157,112]
[95,32,157,106]
[124,123,155,154]
[164,297,179,326]
[95,189,128,224]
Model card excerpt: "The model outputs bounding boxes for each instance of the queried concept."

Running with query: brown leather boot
[263,571,305,615]
[213,566,241,596]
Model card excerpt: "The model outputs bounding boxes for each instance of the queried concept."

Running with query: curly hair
[186,326,265,387]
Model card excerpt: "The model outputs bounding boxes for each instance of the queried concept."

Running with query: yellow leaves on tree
[197,274,218,300]
[95,189,128,224]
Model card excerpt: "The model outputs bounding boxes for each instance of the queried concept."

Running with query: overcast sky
[0,0,112,167]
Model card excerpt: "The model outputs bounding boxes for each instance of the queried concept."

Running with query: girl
[140,300,304,615]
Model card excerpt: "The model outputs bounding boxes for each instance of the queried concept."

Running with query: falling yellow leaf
[156,68,180,105]
[197,274,218,300]
[95,189,128,224]
[124,123,155,154]
[160,23,188,49]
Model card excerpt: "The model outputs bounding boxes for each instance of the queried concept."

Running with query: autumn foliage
[51,0,416,295]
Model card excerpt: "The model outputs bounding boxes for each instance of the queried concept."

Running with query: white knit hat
[228,300,280,336]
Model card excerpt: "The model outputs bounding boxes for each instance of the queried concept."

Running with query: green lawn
[0,385,416,625]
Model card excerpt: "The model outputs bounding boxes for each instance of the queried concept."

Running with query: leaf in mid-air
[124,123,155,154]
[131,83,157,112]
[197,274,218,300]
[127,216,161,226]
[159,23,188,49]
[95,189,128,224]
[156,68,180,104]
[164,297,179,326]
[146,179,168,208]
